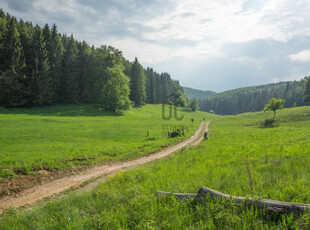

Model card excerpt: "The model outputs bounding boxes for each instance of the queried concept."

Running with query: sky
[1,0,310,92]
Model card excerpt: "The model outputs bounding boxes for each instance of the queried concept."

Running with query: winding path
[0,122,209,213]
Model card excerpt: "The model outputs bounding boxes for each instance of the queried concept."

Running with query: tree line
[200,78,309,115]
[0,10,187,112]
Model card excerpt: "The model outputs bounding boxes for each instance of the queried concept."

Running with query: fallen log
[157,187,310,213]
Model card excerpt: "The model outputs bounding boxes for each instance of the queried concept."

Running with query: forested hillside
[0,10,187,111]
[200,79,308,114]
[182,86,216,99]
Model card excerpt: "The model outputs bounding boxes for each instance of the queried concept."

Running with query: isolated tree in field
[189,98,199,111]
[264,98,285,121]
[304,76,310,103]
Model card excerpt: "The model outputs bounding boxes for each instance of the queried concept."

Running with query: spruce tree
[77,41,90,102]
[304,76,310,103]
[49,24,62,102]
[129,57,146,107]
[18,19,33,81]
[0,10,7,75]
[0,17,28,107]
[155,75,163,103]
[60,34,79,103]
[145,67,156,104]
[27,26,51,105]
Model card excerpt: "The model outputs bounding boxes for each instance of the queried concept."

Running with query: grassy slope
[1,106,310,229]
[0,104,209,178]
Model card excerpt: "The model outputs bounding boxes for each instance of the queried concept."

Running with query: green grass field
[1,106,310,229]
[0,104,210,178]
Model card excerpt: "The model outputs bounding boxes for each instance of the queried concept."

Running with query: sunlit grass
[0,104,212,177]
[1,106,310,229]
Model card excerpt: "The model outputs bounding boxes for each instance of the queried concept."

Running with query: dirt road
[0,122,209,213]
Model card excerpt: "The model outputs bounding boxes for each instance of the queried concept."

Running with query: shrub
[170,130,181,138]
[262,118,274,126]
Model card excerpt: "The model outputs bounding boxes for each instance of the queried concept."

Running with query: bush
[262,118,274,126]
[170,130,181,138]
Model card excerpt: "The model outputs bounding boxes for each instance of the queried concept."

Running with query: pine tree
[27,26,51,105]
[304,76,310,103]
[155,75,163,103]
[18,19,33,79]
[161,73,170,101]
[77,41,90,102]
[0,9,6,43]
[129,57,146,107]
[0,10,7,75]
[60,34,79,103]
[145,67,156,104]
[49,24,62,102]
[0,17,28,107]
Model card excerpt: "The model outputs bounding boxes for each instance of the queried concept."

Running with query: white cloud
[289,50,310,62]
[2,0,310,91]
[130,0,310,63]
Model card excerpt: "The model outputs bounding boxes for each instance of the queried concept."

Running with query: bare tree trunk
[272,111,276,121]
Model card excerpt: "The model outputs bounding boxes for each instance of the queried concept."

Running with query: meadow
[0,104,209,179]
[0,106,309,229]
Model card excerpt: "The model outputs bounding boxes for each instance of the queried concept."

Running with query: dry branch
[156,191,197,199]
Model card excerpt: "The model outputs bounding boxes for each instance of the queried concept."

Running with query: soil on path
[0,122,209,213]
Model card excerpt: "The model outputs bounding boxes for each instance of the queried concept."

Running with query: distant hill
[182,87,217,99]
[200,79,308,115]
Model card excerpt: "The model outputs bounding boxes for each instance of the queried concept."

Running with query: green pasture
[1,106,310,229]
[0,104,210,178]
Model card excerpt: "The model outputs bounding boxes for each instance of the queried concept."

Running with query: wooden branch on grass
[157,187,310,213]
[157,191,197,199]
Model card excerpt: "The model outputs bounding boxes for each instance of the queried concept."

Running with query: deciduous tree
[189,98,199,111]
[264,98,285,121]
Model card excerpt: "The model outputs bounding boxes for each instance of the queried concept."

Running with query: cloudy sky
[1,0,310,92]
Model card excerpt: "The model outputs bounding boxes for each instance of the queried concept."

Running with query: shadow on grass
[180,108,194,112]
[259,121,279,128]
[0,104,123,117]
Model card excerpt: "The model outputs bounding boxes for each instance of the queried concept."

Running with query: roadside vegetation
[1,106,309,229]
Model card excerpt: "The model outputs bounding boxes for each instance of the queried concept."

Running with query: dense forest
[0,10,187,112]
[182,87,216,100]
[200,79,309,115]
